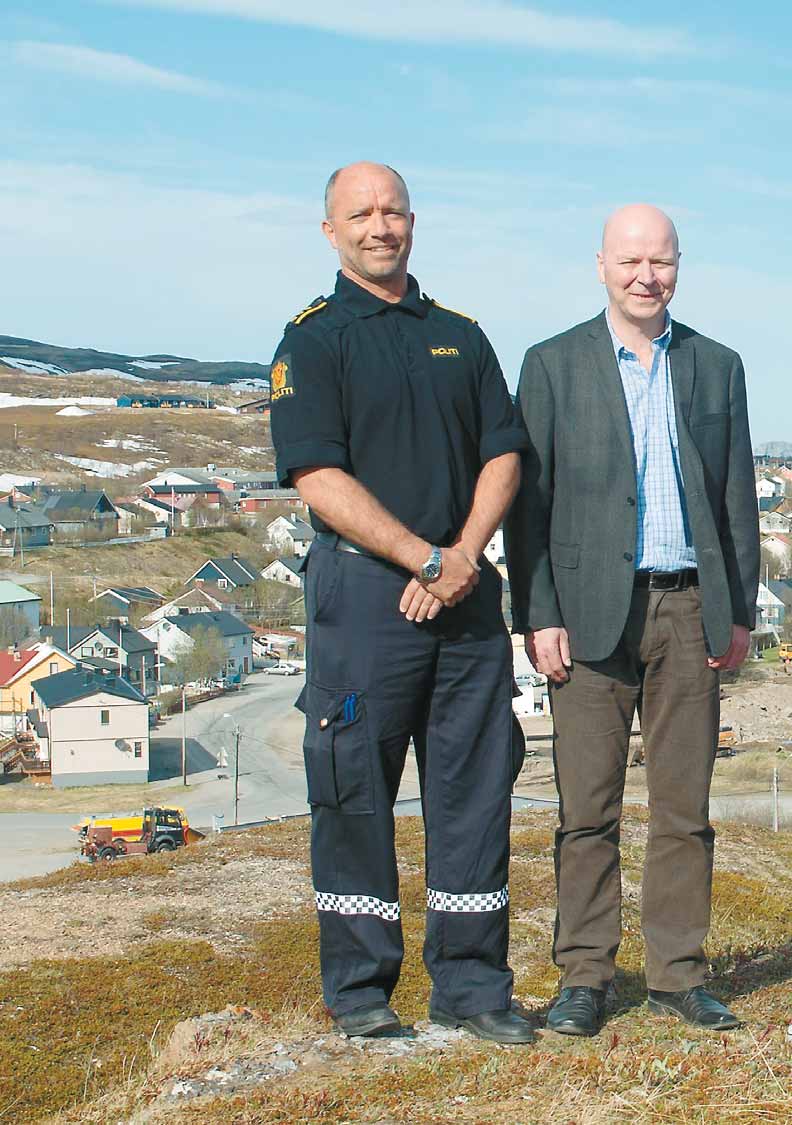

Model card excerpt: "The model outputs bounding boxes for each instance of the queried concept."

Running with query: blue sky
[2,1,791,442]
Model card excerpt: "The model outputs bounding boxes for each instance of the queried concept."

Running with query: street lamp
[222,713,241,826]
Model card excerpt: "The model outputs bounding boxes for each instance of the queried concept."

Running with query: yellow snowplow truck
[73,807,204,859]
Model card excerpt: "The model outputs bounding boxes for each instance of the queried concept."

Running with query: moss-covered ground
[0,811,789,1124]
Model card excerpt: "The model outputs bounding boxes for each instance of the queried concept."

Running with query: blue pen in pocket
[343,693,357,722]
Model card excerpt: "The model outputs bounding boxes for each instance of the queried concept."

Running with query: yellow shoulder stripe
[292,300,328,325]
[430,298,477,324]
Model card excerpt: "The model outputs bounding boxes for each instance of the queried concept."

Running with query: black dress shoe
[429,1004,534,1043]
[547,987,606,1037]
[332,1002,401,1037]
[648,987,740,1030]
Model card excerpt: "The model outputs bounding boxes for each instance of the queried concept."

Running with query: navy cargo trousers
[298,537,517,1018]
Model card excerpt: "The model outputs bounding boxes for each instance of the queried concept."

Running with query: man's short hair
[324,164,409,218]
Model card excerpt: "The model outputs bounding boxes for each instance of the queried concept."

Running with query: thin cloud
[106,0,698,56]
[12,41,226,96]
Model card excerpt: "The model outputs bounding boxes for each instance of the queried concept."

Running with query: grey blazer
[505,311,760,662]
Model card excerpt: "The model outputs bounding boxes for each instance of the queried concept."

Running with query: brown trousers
[549,585,719,992]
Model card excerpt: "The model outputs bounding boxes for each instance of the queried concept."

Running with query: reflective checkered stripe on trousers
[315,891,400,921]
[427,885,509,913]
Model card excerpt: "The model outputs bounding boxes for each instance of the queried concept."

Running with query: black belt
[315,531,378,558]
[634,568,698,591]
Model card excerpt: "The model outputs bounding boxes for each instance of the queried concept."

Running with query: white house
[261,557,304,588]
[141,586,224,625]
[756,581,785,631]
[142,468,213,489]
[759,511,791,535]
[263,514,315,558]
[761,532,792,563]
[756,475,785,499]
[142,610,254,681]
[31,666,149,788]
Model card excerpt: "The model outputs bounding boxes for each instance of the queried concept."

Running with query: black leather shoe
[648,987,740,1030]
[429,1004,534,1044]
[547,987,606,1037]
[332,1002,401,1037]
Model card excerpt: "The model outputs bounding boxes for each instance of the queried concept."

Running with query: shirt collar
[605,308,673,359]
[334,271,428,319]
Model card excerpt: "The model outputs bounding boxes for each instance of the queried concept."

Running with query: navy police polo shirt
[270,271,528,546]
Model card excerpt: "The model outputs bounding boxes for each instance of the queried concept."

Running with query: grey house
[45,621,159,697]
[0,501,52,551]
[0,581,42,636]
[90,586,165,620]
[38,489,120,541]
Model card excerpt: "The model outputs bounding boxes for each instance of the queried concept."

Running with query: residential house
[208,468,279,492]
[144,484,225,508]
[0,500,52,551]
[235,489,307,517]
[185,555,260,596]
[759,510,792,535]
[768,579,792,626]
[132,495,190,528]
[142,468,214,489]
[237,397,270,414]
[29,665,149,787]
[0,642,76,734]
[117,393,213,409]
[90,586,165,621]
[755,581,785,640]
[264,514,315,557]
[114,502,139,535]
[484,527,505,565]
[261,557,304,588]
[0,581,41,635]
[140,586,224,625]
[142,610,253,681]
[756,475,786,499]
[760,532,792,565]
[38,488,120,541]
[45,621,159,697]
[758,496,787,514]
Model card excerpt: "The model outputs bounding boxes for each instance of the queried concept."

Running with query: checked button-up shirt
[606,310,697,573]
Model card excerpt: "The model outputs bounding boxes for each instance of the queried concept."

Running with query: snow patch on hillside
[0,356,67,375]
[54,455,158,477]
[56,406,93,416]
[0,393,114,409]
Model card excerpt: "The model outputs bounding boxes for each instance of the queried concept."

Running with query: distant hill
[754,441,792,458]
[0,335,270,389]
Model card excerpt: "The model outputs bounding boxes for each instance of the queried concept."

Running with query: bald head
[597,203,680,335]
[321,161,414,298]
[602,204,679,258]
[324,162,410,219]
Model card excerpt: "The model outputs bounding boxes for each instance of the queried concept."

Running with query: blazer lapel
[668,327,696,427]
[587,313,634,466]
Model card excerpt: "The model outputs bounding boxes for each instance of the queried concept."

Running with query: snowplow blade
[184,826,206,844]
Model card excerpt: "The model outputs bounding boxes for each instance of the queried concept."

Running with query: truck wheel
[98,846,116,862]
[156,839,176,852]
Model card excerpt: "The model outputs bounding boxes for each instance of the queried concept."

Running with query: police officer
[270,162,532,1043]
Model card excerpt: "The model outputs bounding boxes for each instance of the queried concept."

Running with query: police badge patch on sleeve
[270,355,294,402]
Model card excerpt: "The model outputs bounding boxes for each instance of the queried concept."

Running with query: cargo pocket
[295,683,373,814]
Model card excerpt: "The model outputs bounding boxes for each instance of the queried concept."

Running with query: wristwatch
[419,547,443,582]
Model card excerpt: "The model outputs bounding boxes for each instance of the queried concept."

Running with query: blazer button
[624,552,633,562]
[627,497,636,506]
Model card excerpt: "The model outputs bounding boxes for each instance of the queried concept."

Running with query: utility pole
[66,607,71,651]
[181,684,187,786]
[233,724,241,826]
[49,571,54,628]
[772,766,780,833]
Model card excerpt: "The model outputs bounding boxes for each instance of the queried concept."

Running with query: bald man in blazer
[506,204,759,1036]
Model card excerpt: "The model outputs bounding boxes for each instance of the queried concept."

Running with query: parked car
[515,672,547,688]
[263,662,301,676]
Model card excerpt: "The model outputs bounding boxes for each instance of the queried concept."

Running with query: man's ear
[596,250,605,285]
[321,219,337,250]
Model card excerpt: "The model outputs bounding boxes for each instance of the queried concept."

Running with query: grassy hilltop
[0,809,790,1124]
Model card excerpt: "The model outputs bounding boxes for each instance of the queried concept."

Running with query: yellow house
[0,643,77,735]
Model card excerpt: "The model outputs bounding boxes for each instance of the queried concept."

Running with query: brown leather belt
[634,568,699,591]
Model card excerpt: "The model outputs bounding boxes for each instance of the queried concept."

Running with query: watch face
[423,561,441,581]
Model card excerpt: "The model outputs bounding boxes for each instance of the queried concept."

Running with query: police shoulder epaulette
[428,296,478,325]
[291,297,328,326]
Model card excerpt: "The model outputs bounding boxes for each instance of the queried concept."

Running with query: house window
[49,662,58,674]
[30,690,35,705]
[100,709,110,725]
[80,646,92,657]
[130,667,140,681]
[134,741,142,758]
[217,578,228,589]
[105,647,118,658]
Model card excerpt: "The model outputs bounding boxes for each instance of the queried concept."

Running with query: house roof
[40,490,118,517]
[289,517,315,541]
[0,502,52,530]
[761,532,792,546]
[168,610,253,638]
[34,666,146,708]
[0,648,39,684]
[768,579,792,606]
[759,496,785,512]
[45,622,155,654]
[237,488,302,501]
[148,483,220,496]
[145,469,213,485]
[209,469,278,484]
[93,586,164,606]
[0,580,41,605]
[142,587,223,621]
[186,556,259,587]
[265,557,304,577]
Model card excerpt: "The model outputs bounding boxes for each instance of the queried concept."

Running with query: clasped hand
[399,546,480,623]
